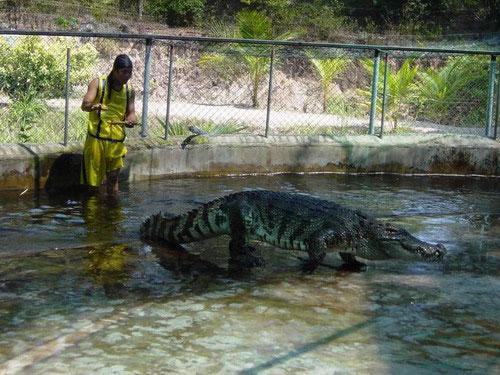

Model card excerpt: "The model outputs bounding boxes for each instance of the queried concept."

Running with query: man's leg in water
[106,169,120,197]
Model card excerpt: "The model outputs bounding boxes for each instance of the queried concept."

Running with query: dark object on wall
[45,153,84,194]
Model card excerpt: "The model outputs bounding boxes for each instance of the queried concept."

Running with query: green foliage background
[0,1,496,142]
[0,36,98,99]
[1,0,497,36]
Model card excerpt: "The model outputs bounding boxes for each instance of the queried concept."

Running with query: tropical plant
[54,16,78,29]
[359,58,419,130]
[155,117,190,137]
[307,52,349,112]
[157,117,247,137]
[415,56,488,125]
[199,10,295,108]
[325,91,365,118]
[7,91,48,143]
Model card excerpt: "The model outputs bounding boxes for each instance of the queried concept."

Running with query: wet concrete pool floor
[0,174,498,374]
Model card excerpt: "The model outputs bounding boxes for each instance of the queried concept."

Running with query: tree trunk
[322,83,330,113]
[252,80,259,108]
[138,0,143,19]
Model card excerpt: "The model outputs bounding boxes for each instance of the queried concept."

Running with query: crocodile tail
[140,211,170,240]
[140,202,229,244]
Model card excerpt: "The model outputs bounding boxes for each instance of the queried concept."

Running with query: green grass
[0,108,88,143]
[151,117,249,140]
[280,124,369,136]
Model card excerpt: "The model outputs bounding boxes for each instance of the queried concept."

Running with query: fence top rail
[0,29,498,56]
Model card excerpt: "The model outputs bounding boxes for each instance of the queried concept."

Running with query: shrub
[7,92,48,142]
[326,92,365,118]
[52,39,100,87]
[0,36,98,100]
[55,16,78,30]
[146,0,206,26]
[90,0,114,21]
[0,36,63,99]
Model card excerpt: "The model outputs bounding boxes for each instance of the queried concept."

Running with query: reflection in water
[82,195,124,244]
[86,244,133,297]
[82,196,131,297]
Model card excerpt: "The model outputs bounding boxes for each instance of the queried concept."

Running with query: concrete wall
[1,134,498,191]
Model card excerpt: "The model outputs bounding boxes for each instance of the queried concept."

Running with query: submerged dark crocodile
[140,190,446,272]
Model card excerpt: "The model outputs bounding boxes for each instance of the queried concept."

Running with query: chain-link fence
[0,30,498,144]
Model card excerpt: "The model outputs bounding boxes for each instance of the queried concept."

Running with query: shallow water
[0,174,499,374]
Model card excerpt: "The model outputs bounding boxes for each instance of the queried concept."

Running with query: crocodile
[140,190,446,272]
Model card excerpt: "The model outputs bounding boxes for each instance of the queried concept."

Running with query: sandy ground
[43,98,486,136]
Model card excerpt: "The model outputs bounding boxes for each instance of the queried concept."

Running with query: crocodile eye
[385,225,398,233]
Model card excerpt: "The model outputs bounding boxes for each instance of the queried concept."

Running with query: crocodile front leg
[302,238,327,274]
[229,239,263,268]
[339,252,366,272]
[226,200,264,268]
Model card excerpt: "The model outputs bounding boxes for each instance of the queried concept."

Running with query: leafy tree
[0,36,98,142]
[0,36,98,99]
[0,36,62,99]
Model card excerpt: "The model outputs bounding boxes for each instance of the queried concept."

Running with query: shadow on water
[240,319,376,375]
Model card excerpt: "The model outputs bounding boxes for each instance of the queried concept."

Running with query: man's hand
[109,120,137,128]
[90,104,108,112]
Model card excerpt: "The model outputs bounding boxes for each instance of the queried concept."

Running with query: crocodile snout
[433,243,447,261]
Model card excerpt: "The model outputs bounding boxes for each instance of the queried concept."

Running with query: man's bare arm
[124,89,137,127]
[81,78,103,112]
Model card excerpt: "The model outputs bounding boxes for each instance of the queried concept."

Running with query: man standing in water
[81,54,137,197]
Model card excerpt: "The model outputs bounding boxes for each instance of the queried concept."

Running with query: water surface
[0,174,498,374]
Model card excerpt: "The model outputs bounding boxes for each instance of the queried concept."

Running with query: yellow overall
[81,77,130,187]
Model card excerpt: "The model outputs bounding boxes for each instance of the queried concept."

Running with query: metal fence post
[164,44,174,140]
[494,70,499,140]
[141,38,153,138]
[379,52,389,138]
[368,49,380,135]
[63,47,71,145]
[264,47,275,138]
[485,55,496,137]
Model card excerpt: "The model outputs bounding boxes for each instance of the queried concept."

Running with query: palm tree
[307,52,349,112]
[360,58,419,131]
[200,10,295,108]
[415,57,484,124]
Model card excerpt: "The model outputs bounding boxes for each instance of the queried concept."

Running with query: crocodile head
[370,223,446,262]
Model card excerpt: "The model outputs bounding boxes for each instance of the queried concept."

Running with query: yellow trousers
[81,136,127,187]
